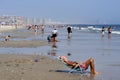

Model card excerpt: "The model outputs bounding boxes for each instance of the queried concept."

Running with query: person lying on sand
[60,56,98,75]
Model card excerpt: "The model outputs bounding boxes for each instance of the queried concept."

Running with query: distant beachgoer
[107,27,112,39]
[108,26,112,34]
[41,24,44,33]
[101,27,105,35]
[27,26,31,30]
[101,27,105,38]
[5,35,11,41]
[67,26,72,38]
[51,29,58,42]
[34,25,39,32]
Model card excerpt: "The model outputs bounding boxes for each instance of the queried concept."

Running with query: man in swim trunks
[51,29,58,42]
[60,56,98,75]
[67,26,72,38]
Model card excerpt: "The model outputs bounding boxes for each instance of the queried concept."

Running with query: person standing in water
[67,26,72,39]
[107,26,112,39]
[102,27,105,34]
[101,27,105,37]
[51,29,58,42]
[41,24,45,34]
[108,26,112,34]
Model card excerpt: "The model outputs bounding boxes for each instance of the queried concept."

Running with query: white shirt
[52,29,58,34]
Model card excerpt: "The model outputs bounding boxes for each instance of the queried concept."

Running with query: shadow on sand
[49,69,96,80]
[50,69,90,74]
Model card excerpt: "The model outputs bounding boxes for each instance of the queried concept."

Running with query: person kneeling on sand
[60,56,98,75]
[5,35,11,41]
[47,34,51,42]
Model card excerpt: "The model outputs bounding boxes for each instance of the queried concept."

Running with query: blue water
[0,24,120,80]
[68,24,120,35]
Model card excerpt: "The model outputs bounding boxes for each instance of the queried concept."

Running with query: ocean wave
[112,31,120,35]
[72,25,120,35]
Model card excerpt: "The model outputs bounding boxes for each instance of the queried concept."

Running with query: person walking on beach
[41,24,45,34]
[51,29,58,42]
[60,56,98,75]
[67,26,72,39]
[107,26,112,34]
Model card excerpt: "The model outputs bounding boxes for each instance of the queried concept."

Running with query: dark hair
[8,35,11,37]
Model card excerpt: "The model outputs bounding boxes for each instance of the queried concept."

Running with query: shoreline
[0,27,120,80]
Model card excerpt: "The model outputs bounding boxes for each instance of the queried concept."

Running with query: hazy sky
[0,0,120,24]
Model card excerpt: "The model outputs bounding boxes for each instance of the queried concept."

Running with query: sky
[0,0,120,24]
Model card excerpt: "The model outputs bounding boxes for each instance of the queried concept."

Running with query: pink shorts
[80,63,87,70]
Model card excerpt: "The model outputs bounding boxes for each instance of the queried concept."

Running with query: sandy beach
[0,27,120,80]
[0,28,87,80]
[0,54,86,80]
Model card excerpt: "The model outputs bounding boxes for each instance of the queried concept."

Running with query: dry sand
[0,54,86,80]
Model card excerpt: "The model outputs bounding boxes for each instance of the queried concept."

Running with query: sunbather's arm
[64,60,78,67]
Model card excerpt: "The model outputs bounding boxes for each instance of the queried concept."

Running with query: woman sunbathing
[60,56,98,75]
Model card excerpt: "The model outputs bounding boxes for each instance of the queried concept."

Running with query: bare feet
[91,70,99,75]
[93,71,99,75]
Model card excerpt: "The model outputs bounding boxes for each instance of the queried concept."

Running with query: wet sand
[0,28,90,80]
[0,40,49,47]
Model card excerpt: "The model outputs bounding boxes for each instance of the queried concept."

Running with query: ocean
[68,24,120,34]
[0,24,120,80]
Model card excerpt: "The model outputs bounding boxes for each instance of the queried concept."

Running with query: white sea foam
[72,26,120,35]
[112,31,120,34]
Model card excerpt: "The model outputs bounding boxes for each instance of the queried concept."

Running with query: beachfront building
[0,15,25,30]
[25,17,63,25]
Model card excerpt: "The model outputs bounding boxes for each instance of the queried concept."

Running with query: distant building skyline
[1,15,119,26]
[0,15,65,26]
[0,0,120,24]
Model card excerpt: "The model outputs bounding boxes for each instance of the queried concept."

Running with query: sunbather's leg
[84,58,98,75]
